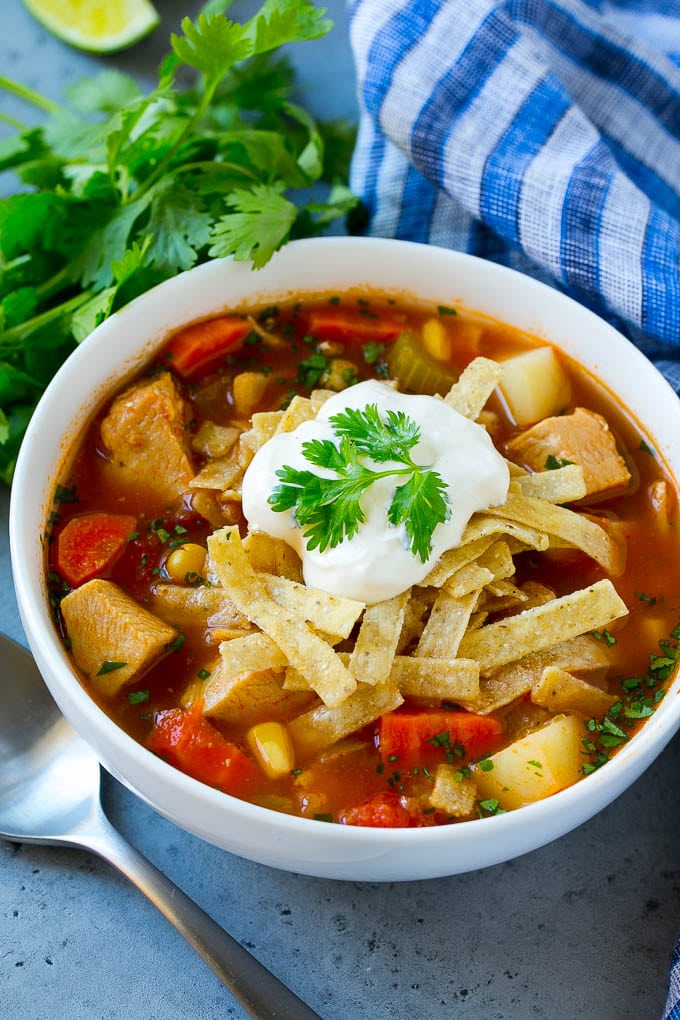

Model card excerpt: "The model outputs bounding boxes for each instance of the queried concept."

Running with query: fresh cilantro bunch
[0,0,359,483]
[269,403,451,562]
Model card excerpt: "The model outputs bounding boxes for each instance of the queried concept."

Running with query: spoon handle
[86,812,322,1020]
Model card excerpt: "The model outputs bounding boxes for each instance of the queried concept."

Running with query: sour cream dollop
[241,380,509,604]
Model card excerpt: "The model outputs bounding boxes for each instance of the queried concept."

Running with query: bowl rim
[10,236,680,878]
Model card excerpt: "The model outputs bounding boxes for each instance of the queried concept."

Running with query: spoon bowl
[0,634,100,845]
[0,632,320,1020]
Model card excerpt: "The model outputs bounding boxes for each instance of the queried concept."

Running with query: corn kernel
[422,318,452,362]
[247,721,296,778]
[164,543,207,584]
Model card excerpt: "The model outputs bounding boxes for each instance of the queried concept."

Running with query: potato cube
[472,713,585,809]
[499,347,571,425]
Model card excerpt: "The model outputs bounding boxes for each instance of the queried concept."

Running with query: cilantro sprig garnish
[0,0,359,483]
[268,403,451,561]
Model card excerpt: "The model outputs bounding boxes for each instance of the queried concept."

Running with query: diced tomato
[378,709,503,768]
[339,792,415,828]
[162,316,251,379]
[55,511,137,587]
[146,702,258,796]
[304,308,403,345]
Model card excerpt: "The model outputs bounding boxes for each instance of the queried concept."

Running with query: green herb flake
[97,660,127,675]
[128,689,150,705]
[437,304,457,316]
[197,667,211,681]
[166,633,186,653]
[639,439,656,456]
[544,454,575,470]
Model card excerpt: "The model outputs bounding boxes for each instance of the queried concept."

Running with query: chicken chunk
[506,407,631,499]
[202,664,313,725]
[99,371,194,506]
[61,578,177,696]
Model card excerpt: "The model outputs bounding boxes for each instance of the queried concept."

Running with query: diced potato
[472,713,584,809]
[499,347,571,426]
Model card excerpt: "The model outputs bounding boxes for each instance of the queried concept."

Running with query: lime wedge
[21,0,160,54]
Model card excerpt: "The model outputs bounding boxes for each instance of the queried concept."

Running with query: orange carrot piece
[56,512,137,587]
[163,316,251,379]
[378,709,503,767]
[305,308,403,345]
[147,701,258,795]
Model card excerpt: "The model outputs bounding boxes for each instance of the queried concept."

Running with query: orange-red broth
[47,293,680,827]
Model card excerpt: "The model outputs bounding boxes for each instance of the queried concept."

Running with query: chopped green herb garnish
[166,633,186,653]
[54,483,79,504]
[197,668,211,681]
[313,812,335,823]
[97,660,127,675]
[437,304,457,316]
[269,403,450,562]
[477,798,505,816]
[128,689,150,705]
[544,454,575,470]
[362,341,386,365]
[639,439,655,456]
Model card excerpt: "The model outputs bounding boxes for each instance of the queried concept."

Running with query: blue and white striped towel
[346,1,680,1015]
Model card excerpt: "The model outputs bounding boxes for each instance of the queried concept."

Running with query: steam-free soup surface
[47,292,680,826]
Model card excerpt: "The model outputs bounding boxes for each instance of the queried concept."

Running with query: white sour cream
[241,380,509,603]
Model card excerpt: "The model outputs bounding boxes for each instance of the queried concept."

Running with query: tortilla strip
[444,357,503,419]
[513,464,587,504]
[461,514,550,552]
[275,395,317,434]
[443,540,515,599]
[421,534,497,587]
[391,656,480,700]
[349,589,410,686]
[416,590,480,658]
[430,765,478,817]
[482,493,624,574]
[207,526,357,707]
[531,664,618,717]
[288,683,404,759]
[260,574,364,643]
[464,634,610,714]
[458,578,627,675]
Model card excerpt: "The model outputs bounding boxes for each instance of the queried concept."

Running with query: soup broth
[46,292,680,826]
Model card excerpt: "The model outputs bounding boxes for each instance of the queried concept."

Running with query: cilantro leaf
[269,407,451,561]
[208,183,298,267]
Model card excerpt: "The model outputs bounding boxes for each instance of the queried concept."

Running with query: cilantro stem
[134,84,218,200]
[0,290,94,349]
[0,75,61,115]
[0,112,25,131]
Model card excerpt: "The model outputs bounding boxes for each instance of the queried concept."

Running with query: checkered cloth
[346,2,680,1014]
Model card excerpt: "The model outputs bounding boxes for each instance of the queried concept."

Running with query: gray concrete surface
[1,2,679,1017]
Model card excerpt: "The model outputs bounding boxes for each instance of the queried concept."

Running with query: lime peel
[21,0,160,54]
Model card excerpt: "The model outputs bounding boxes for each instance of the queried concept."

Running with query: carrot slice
[147,701,258,795]
[305,308,403,345]
[378,709,503,767]
[163,316,251,379]
[56,512,137,587]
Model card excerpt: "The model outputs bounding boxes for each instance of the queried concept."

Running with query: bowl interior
[9,237,680,881]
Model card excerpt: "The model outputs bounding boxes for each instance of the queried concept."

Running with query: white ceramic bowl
[10,237,680,881]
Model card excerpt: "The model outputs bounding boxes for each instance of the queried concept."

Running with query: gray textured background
[1,2,679,1017]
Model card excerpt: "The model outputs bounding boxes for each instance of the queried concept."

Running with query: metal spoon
[0,632,321,1020]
